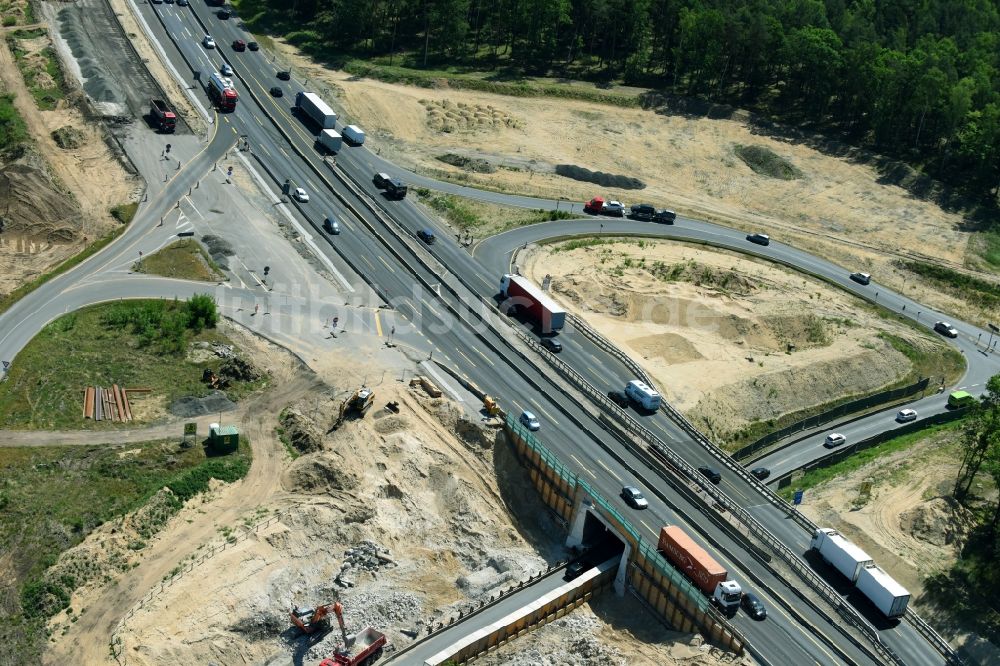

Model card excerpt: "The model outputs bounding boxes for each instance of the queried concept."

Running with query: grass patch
[0,298,265,430]
[137,239,225,282]
[110,201,139,225]
[777,417,966,500]
[878,331,967,385]
[0,437,251,662]
[342,60,642,109]
[733,144,802,180]
[0,223,128,316]
[0,91,29,153]
[7,31,69,110]
[413,188,573,237]
[981,230,1000,270]
[896,259,1000,312]
[551,237,617,253]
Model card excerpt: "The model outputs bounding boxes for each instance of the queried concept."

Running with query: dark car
[417,229,436,244]
[232,39,246,51]
[269,87,284,97]
[541,337,562,352]
[629,203,656,220]
[607,390,629,407]
[750,467,770,481]
[386,179,408,199]
[741,592,767,620]
[746,233,770,246]
[218,8,231,19]
[653,209,676,224]
[248,41,260,51]
[323,216,341,235]
[849,271,871,285]
[698,466,722,484]
[564,560,589,581]
[373,172,391,188]
[276,70,291,81]
[177,0,189,5]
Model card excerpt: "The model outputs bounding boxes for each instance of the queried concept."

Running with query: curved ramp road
[0,1,981,663]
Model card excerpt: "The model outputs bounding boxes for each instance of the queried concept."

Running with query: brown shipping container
[658,525,728,596]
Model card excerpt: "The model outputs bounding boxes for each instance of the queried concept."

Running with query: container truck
[856,564,910,618]
[207,73,238,112]
[149,99,176,132]
[342,124,366,145]
[810,528,874,583]
[295,91,337,129]
[657,526,742,612]
[499,274,566,334]
[319,627,386,666]
[318,129,342,153]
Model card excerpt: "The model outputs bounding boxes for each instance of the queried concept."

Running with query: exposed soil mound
[435,400,497,452]
[372,413,409,435]
[0,161,79,242]
[283,451,359,493]
[555,164,645,190]
[50,126,86,149]
[901,496,976,547]
[733,144,802,180]
[219,356,263,383]
[436,152,496,173]
[278,407,323,454]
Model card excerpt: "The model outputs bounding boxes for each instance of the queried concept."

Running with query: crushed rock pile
[303,586,423,662]
[221,355,263,382]
[555,164,645,190]
[279,407,324,454]
[478,613,626,666]
[169,390,236,418]
[335,541,396,588]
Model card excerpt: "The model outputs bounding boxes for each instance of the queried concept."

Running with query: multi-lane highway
[1,1,994,663]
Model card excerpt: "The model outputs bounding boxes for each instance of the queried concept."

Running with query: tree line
[237,0,1000,198]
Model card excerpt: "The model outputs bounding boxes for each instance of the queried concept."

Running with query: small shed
[208,422,239,454]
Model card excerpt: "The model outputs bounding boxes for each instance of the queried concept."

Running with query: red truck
[319,627,387,666]
[499,274,565,334]
[207,72,238,112]
[658,526,742,612]
[149,99,176,132]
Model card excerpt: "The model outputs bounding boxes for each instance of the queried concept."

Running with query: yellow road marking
[374,310,383,337]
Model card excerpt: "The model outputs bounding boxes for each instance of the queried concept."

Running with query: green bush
[898,259,1000,310]
[167,452,250,503]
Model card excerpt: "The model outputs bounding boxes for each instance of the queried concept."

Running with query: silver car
[519,410,540,431]
[620,486,649,509]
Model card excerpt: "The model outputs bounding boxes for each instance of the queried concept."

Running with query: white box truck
[625,380,661,411]
[294,91,337,129]
[810,528,874,583]
[318,129,342,153]
[856,564,910,619]
[342,124,366,145]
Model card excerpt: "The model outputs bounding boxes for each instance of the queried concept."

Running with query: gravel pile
[303,587,423,662]
[169,390,236,417]
[555,164,645,190]
[477,613,626,666]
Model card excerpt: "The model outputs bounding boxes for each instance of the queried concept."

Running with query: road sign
[793,490,804,505]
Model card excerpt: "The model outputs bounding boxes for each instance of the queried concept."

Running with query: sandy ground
[34,319,726,666]
[0,25,137,297]
[269,45,999,324]
[524,240,929,443]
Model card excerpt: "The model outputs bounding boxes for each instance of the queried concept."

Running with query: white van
[625,380,661,411]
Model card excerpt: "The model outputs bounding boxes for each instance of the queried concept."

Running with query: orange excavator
[290,601,348,637]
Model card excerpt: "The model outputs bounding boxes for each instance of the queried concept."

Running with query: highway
[0,1,989,663]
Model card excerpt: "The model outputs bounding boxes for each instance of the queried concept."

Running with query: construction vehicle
[149,99,176,132]
[483,395,500,416]
[290,602,338,635]
[207,72,238,112]
[348,387,375,416]
[319,602,387,666]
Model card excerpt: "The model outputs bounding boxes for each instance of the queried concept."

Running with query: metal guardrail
[566,312,655,387]
[509,327,906,666]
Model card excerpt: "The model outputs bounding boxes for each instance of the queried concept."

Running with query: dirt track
[42,353,321,665]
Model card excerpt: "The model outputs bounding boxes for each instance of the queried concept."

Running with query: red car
[232,39,246,51]
[583,196,604,214]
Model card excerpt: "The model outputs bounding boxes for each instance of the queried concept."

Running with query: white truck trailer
[318,129,342,153]
[810,528,874,583]
[295,92,337,129]
[856,564,910,618]
[342,124,366,145]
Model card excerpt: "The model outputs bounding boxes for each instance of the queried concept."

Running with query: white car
[620,486,649,510]
[292,187,309,202]
[601,200,625,217]
[220,63,233,76]
[934,321,959,338]
[202,35,216,49]
[519,410,540,431]
[823,432,846,449]
[896,409,918,423]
